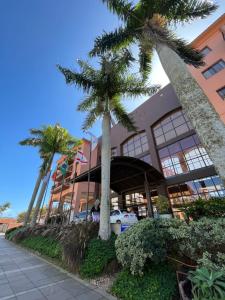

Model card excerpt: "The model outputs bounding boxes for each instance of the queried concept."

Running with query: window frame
[202,59,225,79]
[217,86,225,100]
[199,46,211,57]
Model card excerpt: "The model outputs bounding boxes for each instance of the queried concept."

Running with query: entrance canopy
[74,156,164,194]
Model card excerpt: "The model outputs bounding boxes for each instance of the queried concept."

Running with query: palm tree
[20,124,80,226]
[90,0,225,185]
[58,50,158,240]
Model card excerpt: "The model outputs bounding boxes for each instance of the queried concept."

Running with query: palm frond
[112,100,137,132]
[90,27,134,56]
[138,42,154,80]
[29,128,44,136]
[57,65,95,92]
[159,0,218,24]
[77,95,98,112]
[19,138,42,146]
[82,108,101,131]
[101,0,134,20]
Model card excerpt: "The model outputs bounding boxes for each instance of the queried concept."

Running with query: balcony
[51,177,72,194]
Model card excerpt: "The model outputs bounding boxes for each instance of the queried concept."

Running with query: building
[0,218,22,232]
[189,13,225,123]
[48,14,225,220]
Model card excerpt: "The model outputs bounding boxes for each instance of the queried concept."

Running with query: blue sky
[0,0,224,217]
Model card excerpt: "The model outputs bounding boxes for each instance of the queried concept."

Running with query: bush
[111,263,178,300]
[197,251,225,273]
[80,235,117,278]
[168,217,225,262]
[115,218,182,275]
[5,226,23,240]
[182,197,225,221]
[59,222,99,271]
[20,236,62,259]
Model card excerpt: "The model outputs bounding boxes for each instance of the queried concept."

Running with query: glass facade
[159,134,212,177]
[202,59,225,79]
[122,132,149,157]
[139,154,152,165]
[168,176,225,208]
[153,110,193,146]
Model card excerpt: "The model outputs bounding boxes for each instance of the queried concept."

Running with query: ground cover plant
[111,263,178,300]
[80,235,117,278]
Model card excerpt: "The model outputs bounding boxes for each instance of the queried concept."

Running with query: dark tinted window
[202,60,225,79]
[217,86,225,100]
[200,46,211,56]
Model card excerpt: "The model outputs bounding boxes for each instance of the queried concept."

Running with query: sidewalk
[0,235,116,300]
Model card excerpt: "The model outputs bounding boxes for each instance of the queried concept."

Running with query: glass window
[153,110,193,146]
[200,46,211,57]
[139,154,152,165]
[217,86,225,100]
[111,147,117,157]
[202,60,225,79]
[122,132,149,157]
[159,134,213,178]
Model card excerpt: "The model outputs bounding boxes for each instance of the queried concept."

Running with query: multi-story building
[48,14,225,220]
[189,13,225,123]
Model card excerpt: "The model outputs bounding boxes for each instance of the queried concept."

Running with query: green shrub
[115,218,182,275]
[111,264,178,300]
[5,226,26,241]
[197,252,225,273]
[21,236,62,259]
[80,235,116,278]
[168,217,225,262]
[188,267,225,300]
[181,197,225,221]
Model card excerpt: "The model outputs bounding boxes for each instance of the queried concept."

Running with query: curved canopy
[74,156,164,194]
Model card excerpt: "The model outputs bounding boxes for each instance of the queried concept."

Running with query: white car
[110,210,138,224]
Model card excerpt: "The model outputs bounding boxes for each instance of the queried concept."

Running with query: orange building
[0,218,22,232]
[189,13,225,123]
[48,139,98,221]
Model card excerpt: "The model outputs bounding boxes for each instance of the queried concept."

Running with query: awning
[74,156,165,194]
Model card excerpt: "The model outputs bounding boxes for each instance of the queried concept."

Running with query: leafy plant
[188,267,225,300]
[111,263,178,300]
[0,202,10,215]
[20,236,62,259]
[80,235,117,278]
[181,197,225,221]
[5,226,23,240]
[198,252,225,273]
[155,195,170,214]
[115,218,182,275]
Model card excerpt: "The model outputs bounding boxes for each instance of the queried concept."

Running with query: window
[122,132,149,157]
[153,110,193,146]
[111,147,117,157]
[139,154,152,165]
[202,60,225,79]
[217,86,225,100]
[159,134,213,178]
[168,176,225,208]
[200,46,211,57]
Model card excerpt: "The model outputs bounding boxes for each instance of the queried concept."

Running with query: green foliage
[111,263,177,300]
[0,202,11,215]
[5,226,23,240]
[168,217,225,262]
[188,267,225,300]
[198,252,225,273]
[155,195,170,214]
[80,235,116,278]
[181,197,225,221]
[21,236,62,259]
[115,218,182,275]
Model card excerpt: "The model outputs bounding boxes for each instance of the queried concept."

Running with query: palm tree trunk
[99,112,111,240]
[156,43,225,185]
[24,170,43,226]
[31,154,54,226]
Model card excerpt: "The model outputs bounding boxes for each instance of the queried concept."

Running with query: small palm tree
[91,0,225,184]
[20,124,80,226]
[58,50,158,240]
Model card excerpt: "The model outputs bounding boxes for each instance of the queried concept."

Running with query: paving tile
[75,290,104,300]
[16,290,47,300]
[10,279,35,293]
[0,283,14,297]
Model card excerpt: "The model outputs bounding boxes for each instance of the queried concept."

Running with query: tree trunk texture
[156,43,225,185]
[99,112,111,240]
[31,155,54,226]
[23,170,43,226]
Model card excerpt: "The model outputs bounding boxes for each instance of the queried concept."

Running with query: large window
[202,59,225,79]
[122,132,149,157]
[200,46,211,57]
[153,110,193,146]
[168,176,225,208]
[217,86,225,100]
[159,134,213,177]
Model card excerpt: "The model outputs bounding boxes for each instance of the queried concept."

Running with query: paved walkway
[0,235,116,300]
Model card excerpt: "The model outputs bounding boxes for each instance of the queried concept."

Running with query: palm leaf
[101,0,134,20]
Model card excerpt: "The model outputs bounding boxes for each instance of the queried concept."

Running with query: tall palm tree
[20,124,80,226]
[90,0,225,185]
[58,50,158,240]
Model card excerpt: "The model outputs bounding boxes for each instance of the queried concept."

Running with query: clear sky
[0,0,224,217]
